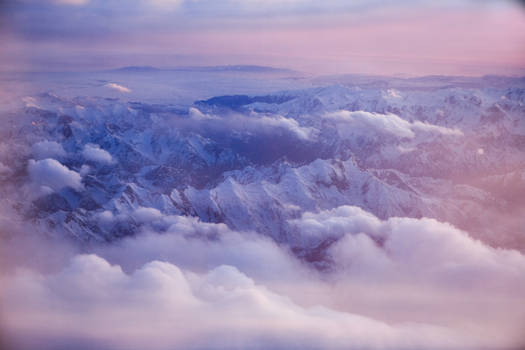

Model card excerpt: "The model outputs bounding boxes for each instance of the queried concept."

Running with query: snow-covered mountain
[0,74,524,256]
[1,72,525,350]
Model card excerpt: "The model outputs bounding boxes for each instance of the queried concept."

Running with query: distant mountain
[172,65,296,74]
[109,65,296,74]
[109,66,162,73]
[312,74,525,90]
[196,94,295,109]
[1,79,524,258]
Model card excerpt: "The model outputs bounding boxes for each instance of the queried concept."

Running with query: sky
[1,0,525,76]
[1,2,525,349]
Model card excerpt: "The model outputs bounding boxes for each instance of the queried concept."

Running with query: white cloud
[96,210,115,226]
[105,83,132,93]
[180,108,317,141]
[411,120,464,136]
[386,89,401,98]
[32,140,66,160]
[98,215,305,281]
[188,107,218,120]
[289,206,383,248]
[1,207,525,349]
[133,207,163,223]
[27,158,84,192]
[256,115,317,140]
[1,254,476,350]
[79,164,91,175]
[82,144,113,164]
[324,110,463,139]
[292,205,525,288]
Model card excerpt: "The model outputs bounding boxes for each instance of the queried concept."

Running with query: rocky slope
[1,75,524,258]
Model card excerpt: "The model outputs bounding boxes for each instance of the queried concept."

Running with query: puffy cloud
[79,164,91,175]
[0,254,476,350]
[256,115,316,140]
[27,158,84,192]
[386,89,401,98]
[188,107,217,120]
[324,110,463,139]
[32,140,66,160]
[292,205,525,289]
[104,83,131,93]
[289,206,383,247]
[185,108,317,141]
[97,215,306,281]
[133,206,163,223]
[95,210,116,226]
[82,144,113,164]
[1,208,525,349]
[325,110,414,138]
[411,120,464,136]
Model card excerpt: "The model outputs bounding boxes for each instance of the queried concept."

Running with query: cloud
[133,207,163,223]
[1,207,525,349]
[95,210,116,227]
[411,120,464,136]
[97,214,306,281]
[79,164,91,175]
[105,83,131,93]
[32,140,66,160]
[291,205,525,289]
[188,107,217,120]
[385,89,401,98]
[82,144,113,164]
[256,115,317,140]
[0,254,477,350]
[186,108,317,141]
[324,110,463,139]
[289,206,383,248]
[27,158,84,192]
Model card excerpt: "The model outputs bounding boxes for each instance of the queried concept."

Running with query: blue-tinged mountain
[0,74,524,262]
[109,65,296,74]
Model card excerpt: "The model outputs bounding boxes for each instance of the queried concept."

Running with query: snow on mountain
[0,74,524,256]
[1,73,525,350]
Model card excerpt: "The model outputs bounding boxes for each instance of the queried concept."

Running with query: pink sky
[147,7,525,75]
[1,1,525,76]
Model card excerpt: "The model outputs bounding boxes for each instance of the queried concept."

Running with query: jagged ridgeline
[1,73,524,256]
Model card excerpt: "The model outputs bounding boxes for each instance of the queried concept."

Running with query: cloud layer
[185,107,317,142]
[1,206,524,350]
[324,110,463,139]
[32,140,67,160]
[27,158,84,192]
[82,143,113,164]
[0,255,478,350]
[104,83,132,93]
